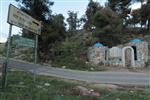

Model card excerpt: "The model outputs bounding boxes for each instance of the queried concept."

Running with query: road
[0,57,149,86]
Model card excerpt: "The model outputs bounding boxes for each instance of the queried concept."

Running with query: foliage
[83,0,123,46]
[50,31,105,71]
[83,0,150,32]
[107,0,131,26]
[14,0,150,68]
[67,11,78,32]
[93,7,122,32]
[15,0,67,61]
[129,0,150,29]
[129,9,141,27]
[0,43,5,56]
[0,71,84,100]
[141,2,150,29]
[16,0,54,21]
[84,0,101,30]
[92,29,122,46]
[0,71,150,100]
[51,14,66,34]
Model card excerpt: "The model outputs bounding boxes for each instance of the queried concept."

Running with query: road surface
[0,57,149,86]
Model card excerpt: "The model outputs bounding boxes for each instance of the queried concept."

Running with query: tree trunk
[147,19,150,30]
[140,21,142,28]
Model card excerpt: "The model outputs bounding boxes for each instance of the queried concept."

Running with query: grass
[0,71,97,100]
[0,71,150,100]
[52,55,107,71]
[0,43,5,56]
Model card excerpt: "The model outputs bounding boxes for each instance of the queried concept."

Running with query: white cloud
[92,0,97,2]
[0,37,7,43]
[131,2,141,10]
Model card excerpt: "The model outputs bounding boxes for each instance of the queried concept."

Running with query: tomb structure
[87,39,149,68]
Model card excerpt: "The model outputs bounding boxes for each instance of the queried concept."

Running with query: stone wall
[108,59,123,67]
[107,47,123,67]
[87,41,149,68]
[135,61,145,68]
[127,41,149,63]
[87,46,108,65]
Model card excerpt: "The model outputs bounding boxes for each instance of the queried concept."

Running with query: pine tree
[108,0,131,27]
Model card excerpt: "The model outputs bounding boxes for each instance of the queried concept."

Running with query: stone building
[87,39,149,68]
[87,43,108,65]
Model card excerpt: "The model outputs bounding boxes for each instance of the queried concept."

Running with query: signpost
[2,4,41,89]
[7,4,41,35]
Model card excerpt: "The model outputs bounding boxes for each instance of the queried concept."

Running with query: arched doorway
[131,46,137,60]
[122,46,135,67]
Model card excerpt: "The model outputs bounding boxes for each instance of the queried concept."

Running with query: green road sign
[12,36,35,48]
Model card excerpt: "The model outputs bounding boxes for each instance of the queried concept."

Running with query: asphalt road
[0,57,150,86]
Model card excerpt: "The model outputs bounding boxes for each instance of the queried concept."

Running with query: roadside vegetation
[0,43,5,56]
[0,0,150,99]
[0,71,149,100]
[9,0,150,70]
[1,0,150,71]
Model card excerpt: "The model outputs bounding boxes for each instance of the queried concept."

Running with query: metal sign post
[34,35,38,64]
[33,35,38,82]
[148,70,150,88]
[2,24,12,89]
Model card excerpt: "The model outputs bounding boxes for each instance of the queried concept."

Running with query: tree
[84,0,101,30]
[93,7,122,32]
[67,11,78,32]
[16,0,54,38]
[141,2,150,29]
[108,0,131,27]
[147,0,150,29]
[51,14,66,34]
[15,0,67,61]
[92,7,123,46]
[129,9,141,27]
[16,0,54,22]
[131,0,150,29]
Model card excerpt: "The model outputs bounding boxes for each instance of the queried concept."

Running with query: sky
[0,0,141,43]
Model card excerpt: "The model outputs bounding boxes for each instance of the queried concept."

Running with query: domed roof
[130,38,142,43]
[94,42,103,47]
